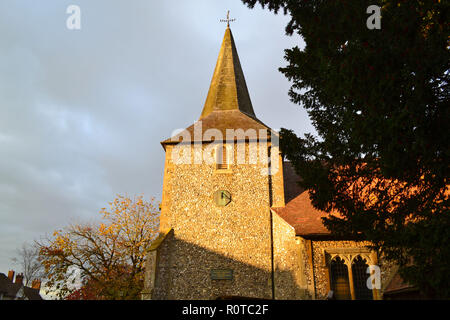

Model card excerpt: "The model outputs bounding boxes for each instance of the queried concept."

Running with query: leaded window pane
[330,257,351,300]
[351,256,373,300]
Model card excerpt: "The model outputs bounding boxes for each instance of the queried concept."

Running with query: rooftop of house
[0,271,42,300]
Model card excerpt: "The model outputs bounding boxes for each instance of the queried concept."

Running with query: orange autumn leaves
[327,162,448,226]
[38,195,160,299]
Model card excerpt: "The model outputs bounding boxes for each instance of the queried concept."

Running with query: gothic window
[327,253,376,300]
[330,257,351,300]
[216,144,229,170]
[351,256,373,300]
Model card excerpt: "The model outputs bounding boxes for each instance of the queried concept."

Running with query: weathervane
[220,10,236,27]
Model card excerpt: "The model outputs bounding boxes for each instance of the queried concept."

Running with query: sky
[0,0,314,276]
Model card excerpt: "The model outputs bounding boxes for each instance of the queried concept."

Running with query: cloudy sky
[0,0,314,274]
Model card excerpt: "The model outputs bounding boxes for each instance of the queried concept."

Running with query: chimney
[7,270,15,281]
[15,273,24,285]
[32,279,42,290]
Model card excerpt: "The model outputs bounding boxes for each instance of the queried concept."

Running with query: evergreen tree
[242,0,449,298]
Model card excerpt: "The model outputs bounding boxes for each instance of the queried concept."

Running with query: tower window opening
[216,145,228,170]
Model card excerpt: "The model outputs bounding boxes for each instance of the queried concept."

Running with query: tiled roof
[272,162,336,237]
[282,161,305,203]
[383,272,416,295]
[0,273,42,300]
[23,286,43,300]
[161,110,272,145]
[0,273,21,297]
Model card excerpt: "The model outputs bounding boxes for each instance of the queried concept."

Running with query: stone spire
[199,27,256,119]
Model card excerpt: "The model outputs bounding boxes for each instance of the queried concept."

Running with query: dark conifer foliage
[242,0,449,298]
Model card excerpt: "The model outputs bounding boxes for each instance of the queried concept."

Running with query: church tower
[143,18,399,301]
[143,24,287,300]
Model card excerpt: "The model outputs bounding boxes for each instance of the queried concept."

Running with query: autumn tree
[11,242,45,287]
[64,278,101,300]
[242,0,449,298]
[38,195,160,300]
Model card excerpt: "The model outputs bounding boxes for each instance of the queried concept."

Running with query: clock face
[214,190,232,207]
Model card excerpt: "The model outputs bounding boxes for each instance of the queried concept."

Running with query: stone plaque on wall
[210,269,233,280]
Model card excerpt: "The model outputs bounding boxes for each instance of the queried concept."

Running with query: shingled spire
[162,25,271,146]
[200,26,256,119]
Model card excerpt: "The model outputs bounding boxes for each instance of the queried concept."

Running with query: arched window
[351,256,373,300]
[216,144,228,170]
[330,257,351,300]
[327,252,378,300]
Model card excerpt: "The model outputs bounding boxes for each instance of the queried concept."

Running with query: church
[142,23,409,300]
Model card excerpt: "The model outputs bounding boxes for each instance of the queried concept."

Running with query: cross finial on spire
[220,10,235,28]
